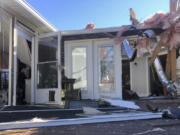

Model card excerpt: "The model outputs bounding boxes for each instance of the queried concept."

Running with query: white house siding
[130,56,150,97]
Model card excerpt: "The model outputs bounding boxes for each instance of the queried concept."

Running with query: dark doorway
[16,31,32,105]
[122,59,138,100]
[122,60,130,90]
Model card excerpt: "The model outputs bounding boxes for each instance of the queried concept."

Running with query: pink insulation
[115,8,180,56]
[143,12,168,29]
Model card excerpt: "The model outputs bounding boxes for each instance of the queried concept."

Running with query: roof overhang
[61,26,124,36]
[61,26,124,40]
[0,0,57,34]
[61,26,163,41]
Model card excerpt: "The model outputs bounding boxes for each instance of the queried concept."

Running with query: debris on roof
[85,23,96,29]
[129,8,140,25]
[114,0,180,53]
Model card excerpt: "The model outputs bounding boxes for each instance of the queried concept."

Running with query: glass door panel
[98,46,115,92]
[37,35,58,89]
[65,41,93,99]
[38,36,58,62]
[72,47,87,90]
[37,62,58,89]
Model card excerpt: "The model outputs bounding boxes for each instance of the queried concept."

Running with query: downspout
[153,57,179,96]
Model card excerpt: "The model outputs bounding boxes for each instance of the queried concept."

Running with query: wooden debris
[167,0,178,95]
[129,8,140,25]
[149,39,163,65]
[170,0,178,12]
[146,104,159,112]
[170,49,177,81]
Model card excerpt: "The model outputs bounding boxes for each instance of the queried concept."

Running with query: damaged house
[0,0,180,107]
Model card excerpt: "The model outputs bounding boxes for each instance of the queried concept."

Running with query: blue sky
[26,0,169,30]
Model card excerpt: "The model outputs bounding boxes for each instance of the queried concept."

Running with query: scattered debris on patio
[103,99,140,109]
[149,119,180,127]
[132,128,166,135]
[123,89,139,100]
[77,107,106,116]
[30,117,47,123]
[82,107,105,115]
[147,103,180,119]
[98,99,111,107]
[67,100,98,109]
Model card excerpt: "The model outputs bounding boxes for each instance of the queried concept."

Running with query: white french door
[65,40,94,99]
[93,40,122,99]
[65,39,122,100]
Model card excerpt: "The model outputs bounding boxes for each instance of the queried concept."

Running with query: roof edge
[16,0,58,32]
[61,26,128,36]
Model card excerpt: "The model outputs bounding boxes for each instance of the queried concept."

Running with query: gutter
[15,0,58,32]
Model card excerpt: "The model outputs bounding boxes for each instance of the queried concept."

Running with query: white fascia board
[15,0,58,32]
[61,26,129,36]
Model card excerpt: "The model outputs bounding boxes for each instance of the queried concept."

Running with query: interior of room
[16,29,32,105]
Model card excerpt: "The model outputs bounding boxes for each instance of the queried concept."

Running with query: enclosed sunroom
[0,0,154,106]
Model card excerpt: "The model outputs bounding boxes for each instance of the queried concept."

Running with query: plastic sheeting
[17,35,31,66]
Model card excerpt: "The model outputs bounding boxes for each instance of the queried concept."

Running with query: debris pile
[115,12,180,56]
[115,0,180,97]
[103,99,140,109]
[115,0,180,55]
[147,104,180,119]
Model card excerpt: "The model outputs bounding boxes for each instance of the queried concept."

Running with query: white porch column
[8,17,13,106]
[114,43,122,99]
[57,32,62,104]
[30,35,36,104]
[12,25,18,106]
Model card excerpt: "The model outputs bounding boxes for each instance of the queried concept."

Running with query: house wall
[130,56,150,97]
[35,88,60,104]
